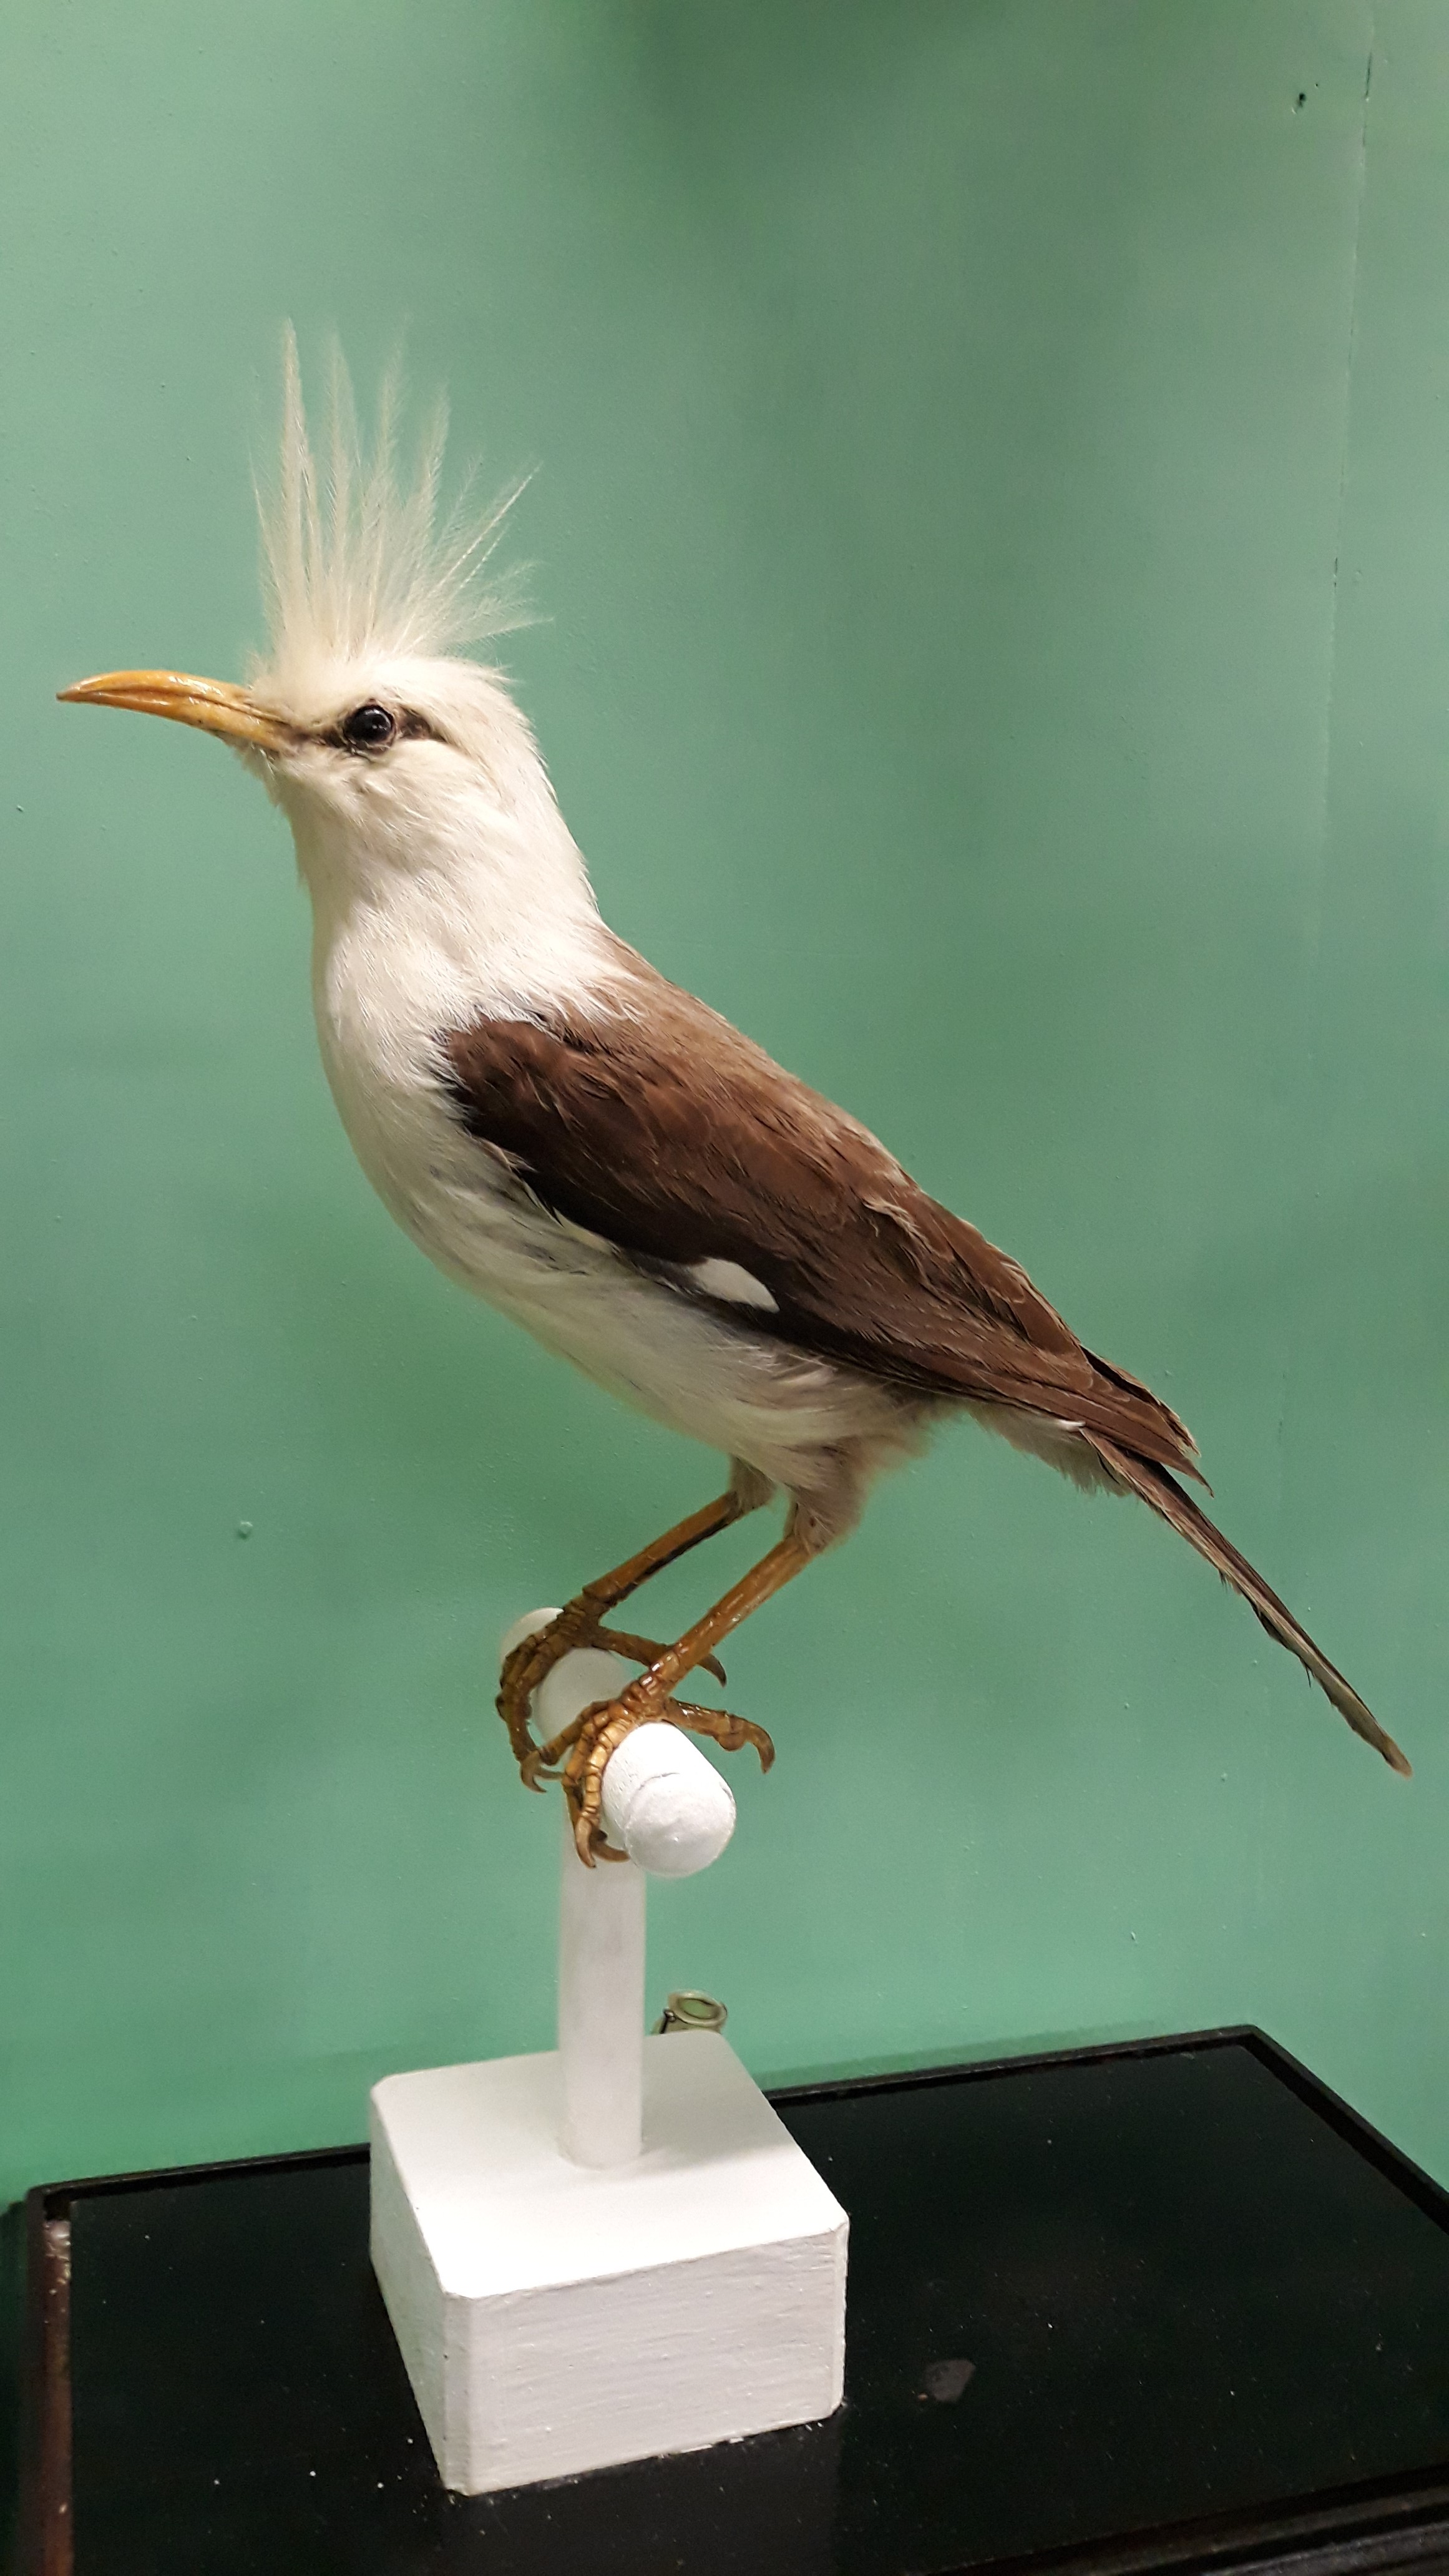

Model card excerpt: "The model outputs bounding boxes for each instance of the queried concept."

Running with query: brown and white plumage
[60,344,1408,1820]
[438,943,1402,1774]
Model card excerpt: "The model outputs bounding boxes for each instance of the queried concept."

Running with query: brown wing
[441,950,1407,1773]
[439,949,1199,1480]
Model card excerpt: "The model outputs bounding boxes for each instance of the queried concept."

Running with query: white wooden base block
[370,2032,847,2496]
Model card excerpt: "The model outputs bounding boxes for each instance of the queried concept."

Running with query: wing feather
[439,949,1200,1480]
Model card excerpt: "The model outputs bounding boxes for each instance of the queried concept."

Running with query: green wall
[2,0,1447,2211]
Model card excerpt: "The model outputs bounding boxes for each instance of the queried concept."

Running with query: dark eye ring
[338,701,397,751]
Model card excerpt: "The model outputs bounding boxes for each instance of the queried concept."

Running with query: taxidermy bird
[61,343,1408,1859]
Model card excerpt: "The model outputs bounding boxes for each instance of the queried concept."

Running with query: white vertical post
[523,1631,644,2170]
[500,1614,741,2173]
[558,1803,646,2167]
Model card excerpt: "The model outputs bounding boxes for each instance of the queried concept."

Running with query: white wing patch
[686,1258,779,1313]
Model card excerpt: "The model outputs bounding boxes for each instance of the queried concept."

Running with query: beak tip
[49,670,285,751]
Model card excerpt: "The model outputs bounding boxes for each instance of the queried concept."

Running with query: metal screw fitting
[653,1989,728,2036]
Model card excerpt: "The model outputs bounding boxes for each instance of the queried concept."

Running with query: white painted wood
[558,1795,646,2167]
[501,1615,653,2169]
[500,1624,739,2169]
[370,2036,848,2494]
[369,1610,847,2493]
[601,1722,736,1876]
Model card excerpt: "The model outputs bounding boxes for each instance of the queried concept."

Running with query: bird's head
[60,338,578,917]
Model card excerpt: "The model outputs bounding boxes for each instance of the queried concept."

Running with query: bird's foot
[533,1682,774,1866]
[498,1594,726,1779]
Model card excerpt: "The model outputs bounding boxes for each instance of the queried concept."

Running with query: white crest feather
[255,328,529,689]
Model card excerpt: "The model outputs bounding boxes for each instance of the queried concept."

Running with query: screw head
[653,1989,728,2036]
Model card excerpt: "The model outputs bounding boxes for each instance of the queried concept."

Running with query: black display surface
[12,2029,1449,2576]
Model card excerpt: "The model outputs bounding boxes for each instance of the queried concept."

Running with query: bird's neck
[291,777,608,1028]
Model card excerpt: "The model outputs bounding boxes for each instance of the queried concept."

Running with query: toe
[597,1629,726,1687]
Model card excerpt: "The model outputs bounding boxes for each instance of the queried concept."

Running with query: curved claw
[568,1800,631,1868]
[670,1699,776,1773]
[588,1825,631,1865]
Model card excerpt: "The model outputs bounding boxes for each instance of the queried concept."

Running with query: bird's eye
[338,701,397,751]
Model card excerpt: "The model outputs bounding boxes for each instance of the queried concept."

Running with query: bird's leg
[547,1532,812,1864]
[499,1478,766,1778]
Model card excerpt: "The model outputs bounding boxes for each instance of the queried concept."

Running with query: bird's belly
[320,1046,905,1487]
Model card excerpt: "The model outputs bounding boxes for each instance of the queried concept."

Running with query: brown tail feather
[1083,1430,1410,1778]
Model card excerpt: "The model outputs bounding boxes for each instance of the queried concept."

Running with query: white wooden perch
[369,1616,847,2495]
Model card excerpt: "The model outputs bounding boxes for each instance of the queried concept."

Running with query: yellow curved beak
[57,669,293,754]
